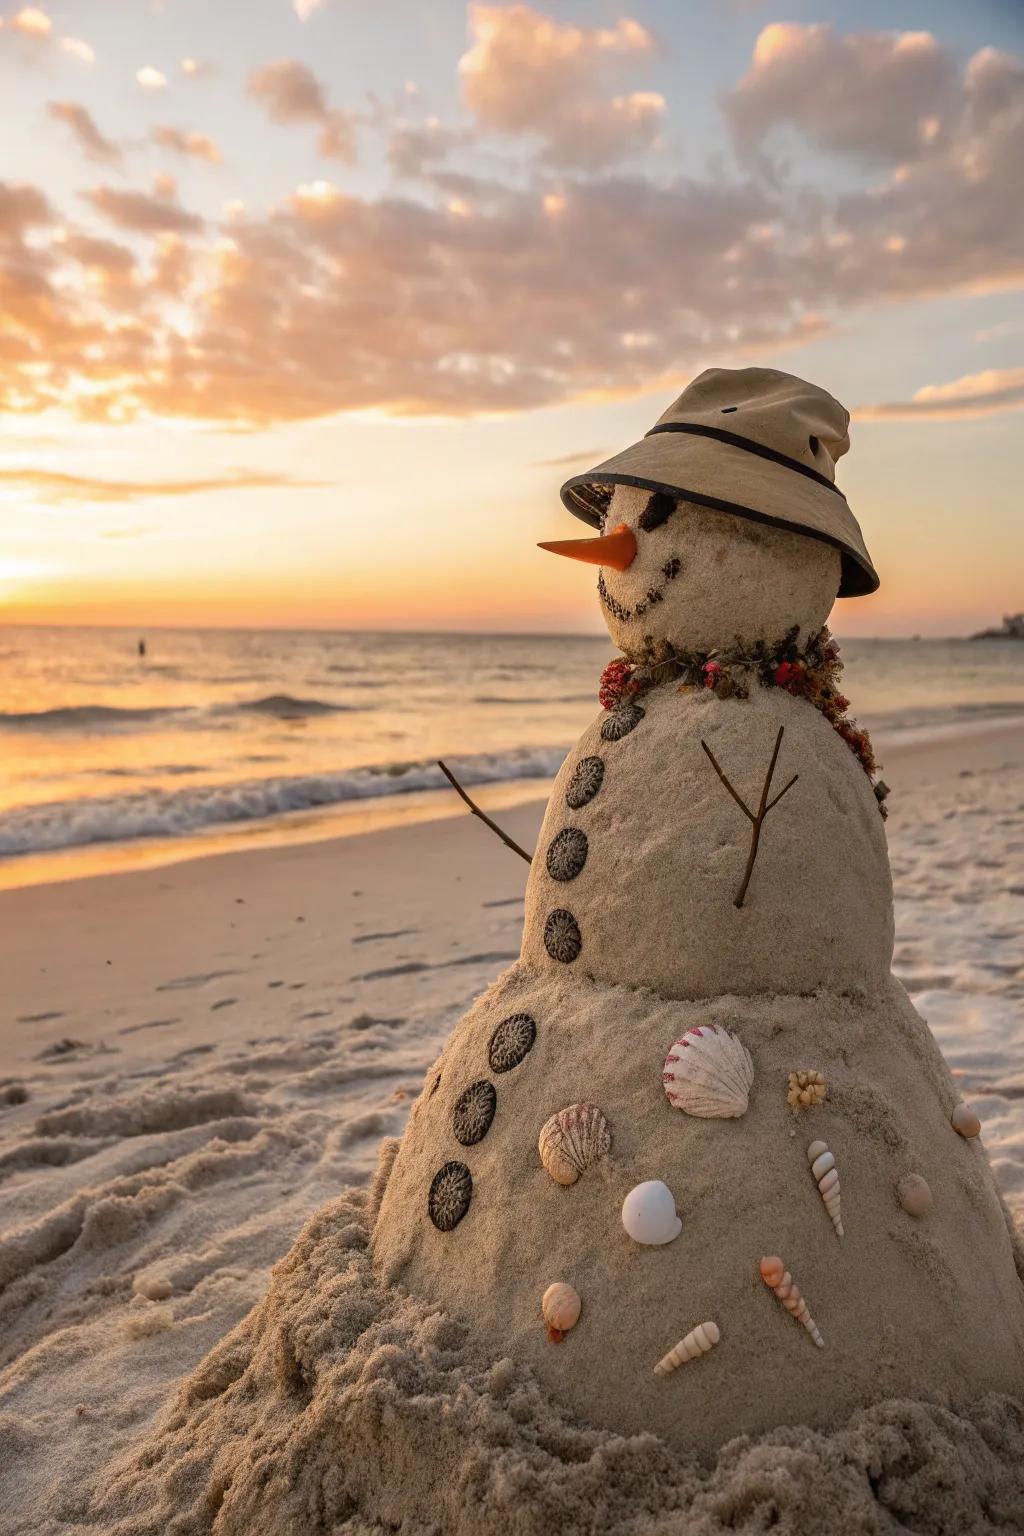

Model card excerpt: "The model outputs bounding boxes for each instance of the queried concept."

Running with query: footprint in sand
[119,1017,182,1035]
[156,970,240,992]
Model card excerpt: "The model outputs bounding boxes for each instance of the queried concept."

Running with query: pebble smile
[597,555,683,623]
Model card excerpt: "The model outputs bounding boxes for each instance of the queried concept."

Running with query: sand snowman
[373,368,1024,1453]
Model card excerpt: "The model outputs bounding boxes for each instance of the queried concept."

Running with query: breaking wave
[0,694,364,731]
[0,746,569,857]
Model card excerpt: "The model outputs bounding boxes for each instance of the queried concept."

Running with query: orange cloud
[151,125,222,163]
[459,4,664,167]
[856,367,1024,420]
[47,101,121,164]
[247,59,356,161]
[82,185,203,236]
[0,467,327,504]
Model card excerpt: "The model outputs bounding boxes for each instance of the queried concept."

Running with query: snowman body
[372,489,1024,1454]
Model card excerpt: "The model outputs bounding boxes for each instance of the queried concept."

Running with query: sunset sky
[1,0,1022,636]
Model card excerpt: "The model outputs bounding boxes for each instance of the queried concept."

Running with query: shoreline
[1,710,1022,895]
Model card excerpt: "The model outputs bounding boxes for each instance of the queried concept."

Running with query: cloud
[136,66,167,91]
[856,368,1024,420]
[294,0,325,17]
[532,448,608,468]
[82,185,203,235]
[247,59,356,161]
[459,4,664,168]
[0,468,325,504]
[726,24,958,164]
[61,36,94,64]
[47,101,121,164]
[8,7,51,38]
[181,57,215,79]
[0,180,54,239]
[151,125,221,163]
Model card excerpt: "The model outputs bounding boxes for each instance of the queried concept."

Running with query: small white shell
[621,1180,681,1245]
[807,1139,843,1238]
[662,1025,753,1119]
[897,1174,933,1217]
[538,1103,611,1186]
[654,1321,720,1377]
[759,1255,824,1347]
[542,1282,581,1337]
[951,1103,981,1139]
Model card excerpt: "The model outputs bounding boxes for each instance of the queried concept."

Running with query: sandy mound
[13,1157,1019,1536]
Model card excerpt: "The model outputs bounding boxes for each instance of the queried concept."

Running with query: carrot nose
[538,522,638,572]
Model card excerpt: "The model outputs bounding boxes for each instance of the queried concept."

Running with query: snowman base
[96,1170,1024,1535]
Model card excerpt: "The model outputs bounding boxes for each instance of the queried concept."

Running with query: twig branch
[437,761,533,865]
[700,726,798,908]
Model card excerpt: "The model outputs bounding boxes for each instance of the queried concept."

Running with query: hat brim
[561,433,878,598]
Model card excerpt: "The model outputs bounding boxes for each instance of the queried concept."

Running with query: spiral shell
[538,1103,611,1186]
[759,1256,824,1347]
[542,1282,581,1341]
[787,1069,826,1112]
[654,1321,720,1377]
[662,1025,754,1119]
[807,1139,844,1238]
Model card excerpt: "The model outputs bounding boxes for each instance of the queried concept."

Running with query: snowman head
[540,367,877,655]
[541,484,841,654]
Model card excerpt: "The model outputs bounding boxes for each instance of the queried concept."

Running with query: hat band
[645,422,846,500]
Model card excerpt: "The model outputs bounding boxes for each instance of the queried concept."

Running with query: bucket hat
[560,367,878,596]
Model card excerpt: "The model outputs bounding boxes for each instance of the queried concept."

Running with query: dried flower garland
[597,627,889,815]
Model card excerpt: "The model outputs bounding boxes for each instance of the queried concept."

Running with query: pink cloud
[247,59,356,161]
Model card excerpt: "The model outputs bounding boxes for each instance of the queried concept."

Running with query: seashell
[565,755,605,809]
[654,1321,720,1377]
[662,1024,754,1119]
[622,1180,681,1245]
[538,1103,611,1186]
[488,1013,536,1074]
[759,1256,824,1347]
[542,1282,581,1341]
[600,703,644,741]
[544,908,582,963]
[807,1139,843,1238]
[428,1161,472,1232]
[951,1103,981,1139]
[546,827,588,882]
[897,1173,933,1217]
[451,1080,497,1146]
[787,1069,826,1112]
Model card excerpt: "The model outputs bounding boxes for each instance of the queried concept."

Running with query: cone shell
[662,1024,754,1119]
[538,1103,611,1186]
[542,1282,581,1337]
[759,1255,824,1347]
[807,1139,844,1238]
[654,1321,720,1377]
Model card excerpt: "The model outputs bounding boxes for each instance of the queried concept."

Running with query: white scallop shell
[538,1103,611,1186]
[654,1321,720,1377]
[621,1180,681,1245]
[662,1025,754,1119]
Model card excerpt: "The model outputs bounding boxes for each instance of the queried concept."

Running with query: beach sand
[1,720,1022,1532]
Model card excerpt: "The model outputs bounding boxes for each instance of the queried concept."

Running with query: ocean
[0,626,1022,886]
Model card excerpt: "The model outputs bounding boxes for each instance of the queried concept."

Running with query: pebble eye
[639,491,676,531]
